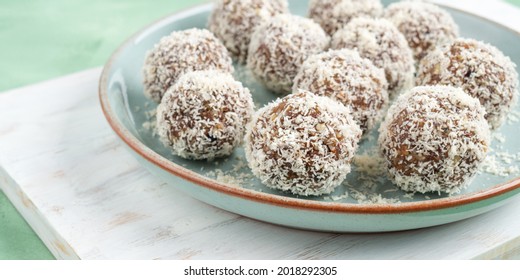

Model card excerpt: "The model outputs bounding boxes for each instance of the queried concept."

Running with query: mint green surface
[508,0,520,6]
[0,193,53,260]
[0,0,205,260]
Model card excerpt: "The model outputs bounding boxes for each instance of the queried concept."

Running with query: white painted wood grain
[1,0,520,260]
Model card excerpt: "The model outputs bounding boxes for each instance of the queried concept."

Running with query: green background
[1,0,520,260]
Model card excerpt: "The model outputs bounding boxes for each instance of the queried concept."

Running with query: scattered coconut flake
[508,108,520,124]
[204,156,255,188]
[480,154,520,177]
[330,191,349,201]
[492,132,506,143]
[402,192,415,200]
[353,150,385,176]
[348,188,400,204]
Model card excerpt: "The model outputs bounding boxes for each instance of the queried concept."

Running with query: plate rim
[98,2,520,214]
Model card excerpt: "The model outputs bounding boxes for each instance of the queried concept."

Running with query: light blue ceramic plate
[99,0,520,232]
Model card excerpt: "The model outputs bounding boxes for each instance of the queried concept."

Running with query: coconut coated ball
[293,49,388,133]
[208,0,288,63]
[384,1,459,61]
[378,86,490,194]
[244,90,362,196]
[143,28,233,103]
[416,38,519,129]
[156,71,254,160]
[331,17,415,98]
[308,0,383,35]
[247,14,329,95]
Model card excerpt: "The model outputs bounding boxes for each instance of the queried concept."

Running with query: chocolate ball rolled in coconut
[308,0,383,35]
[331,17,415,98]
[156,71,254,160]
[293,49,388,133]
[416,38,519,129]
[378,86,490,194]
[245,90,362,196]
[143,28,233,103]
[247,14,329,95]
[208,0,288,63]
[384,1,459,61]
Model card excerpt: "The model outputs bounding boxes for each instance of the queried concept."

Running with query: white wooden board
[2,0,520,260]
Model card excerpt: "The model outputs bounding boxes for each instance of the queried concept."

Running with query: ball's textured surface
[143,28,233,103]
[384,1,458,61]
[245,90,362,196]
[208,0,288,63]
[308,0,383,35]
[156,71,254,160]
[331,17,415,98]
[293,49,388,133]
[416,38,518,129]
[379,86,490,194]
[247,14,329,94]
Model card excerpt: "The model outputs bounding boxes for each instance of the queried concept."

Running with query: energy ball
[308,0,383,35]
[245,90,362,196]
[331,17,415,98]
[208,0,288,63]
[384,1,459,61]
[378,86,490,194]
[293,49,388,133]
[156,71,254,160]
[247,14,329,94]
[416,38,519,129]
[143,28,233,103]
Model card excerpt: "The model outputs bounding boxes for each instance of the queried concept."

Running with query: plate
[99,0,520,232]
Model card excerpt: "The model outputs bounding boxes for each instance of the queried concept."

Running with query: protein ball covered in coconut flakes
[331,17,415,98]
[416,38,519,129]
[156,71,254,160]
[384,1,458,61]
[143,28,234,103]
[378,86,490,194]
[208,0,288,63]
[293,49,388,133]
[244,90,362,196]
[308,0,383,35]
[247,14,329,95]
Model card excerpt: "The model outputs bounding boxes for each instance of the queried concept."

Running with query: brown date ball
[247,14,329,95]
[156,71,254,160]
[244,90,362,196]
[308,0,383,35]
[416,38,519,129]
[293,49,388,133]
[331,17,415,98]
[384,1,459,61]
[143,28,233,103]
[378,86,490,194]
[208,0,288,63]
